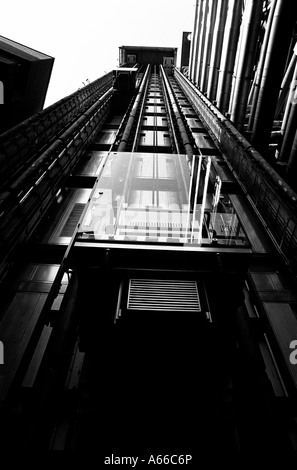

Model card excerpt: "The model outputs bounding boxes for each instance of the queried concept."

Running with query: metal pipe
[171,68,297,273]
[280,57,297,137]
[247,0,277,132]
[117,64,151,151]
[161,71,182,154]
[0,72,113,185]
[191,0,205,83]
[195,0,209,87]
[286,126,297,190]
[207,0,229,102]
[229,0,264,131]
[189,0,200,81]
[278,42,297,138]
[0,91,112,275]
[7,88,113,197]
[160,66,194,160]
[191,154,203,242]
[131,70,151,152]
[275,44,297,120]
[216,0,244,113]
[197,156,211,244]
[185,154,196,241]
[228,4,246,115]
[200,0,218,94]
[278,60,297,162]
[251,0,297,157]
[247,74,256,107]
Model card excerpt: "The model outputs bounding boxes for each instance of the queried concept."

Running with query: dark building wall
[180,31,191,68]
[119,45,177,67]
[0,36,54,134]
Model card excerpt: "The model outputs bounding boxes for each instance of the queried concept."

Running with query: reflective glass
[76,152,249,247]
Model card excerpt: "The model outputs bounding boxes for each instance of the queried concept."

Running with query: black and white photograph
[0,0,297,459]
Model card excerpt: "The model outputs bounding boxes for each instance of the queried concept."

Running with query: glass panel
[76,152,249,248]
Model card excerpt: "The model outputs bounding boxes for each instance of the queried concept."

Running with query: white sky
[1,0,195,108]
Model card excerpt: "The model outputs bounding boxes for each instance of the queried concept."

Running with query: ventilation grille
[60,203,86,237]
[127,279,201,312]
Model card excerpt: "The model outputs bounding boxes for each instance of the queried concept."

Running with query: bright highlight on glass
[77,152,248,247]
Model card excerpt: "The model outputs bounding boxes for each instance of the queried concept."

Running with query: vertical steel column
[117,65,151,151]
[279,48,297,147]
[190,155,203,242]
[228,6,246,115]
[200,0,218,94]
[229,0,264,132]
[278,58,297,162]
[207,0,229,102]
[286,127,297,189]
[216,0,244,113]
[189,0,200,81]
[251,0,297,157]
[194,0,209,87]
[160,66,194,161]
[247,0,277,132]
[275,44,297,120]
[197,156,211,244]
[191,0,205,83]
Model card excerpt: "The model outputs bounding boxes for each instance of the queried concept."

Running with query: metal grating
[127,279,201,312]
[60,203,86,237]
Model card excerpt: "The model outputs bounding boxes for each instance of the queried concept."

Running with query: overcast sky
[1,0,195,107]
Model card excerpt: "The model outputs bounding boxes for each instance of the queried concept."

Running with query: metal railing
[0,88,113,280]
[0,72,113,187]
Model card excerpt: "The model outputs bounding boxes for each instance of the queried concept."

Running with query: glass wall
[76,152,249,248]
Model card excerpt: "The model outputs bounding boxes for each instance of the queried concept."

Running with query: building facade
[0,2,297,453]
[0,36,54,134]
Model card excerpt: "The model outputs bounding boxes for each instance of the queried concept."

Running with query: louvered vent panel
[127,279,201,312]
[60,203,85,237]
